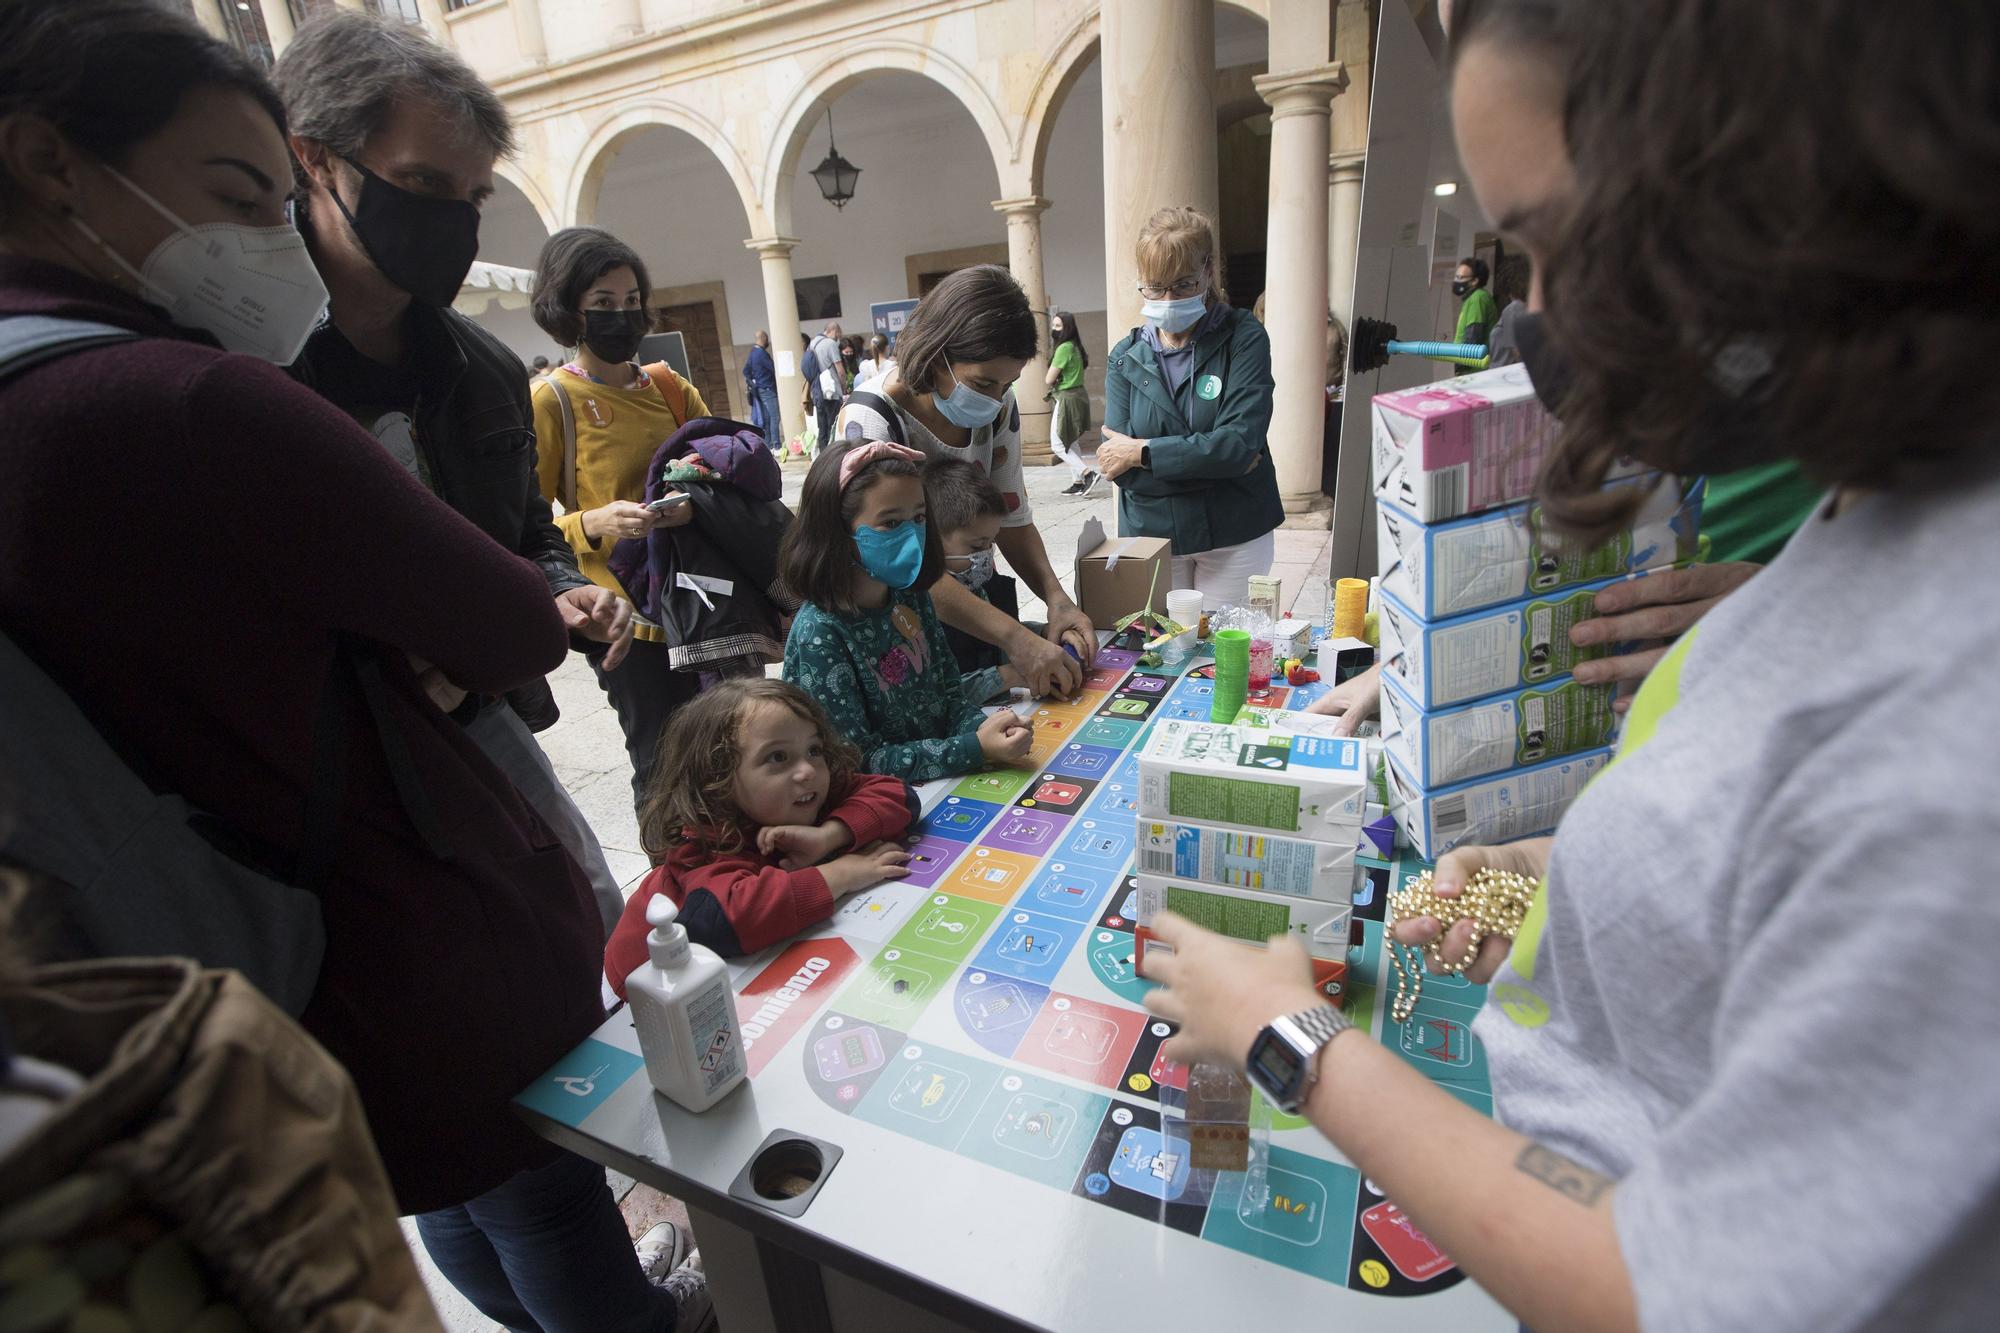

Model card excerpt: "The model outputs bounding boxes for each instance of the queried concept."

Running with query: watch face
[1247,1027,1304,1103]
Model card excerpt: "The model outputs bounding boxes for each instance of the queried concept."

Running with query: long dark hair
[638,678,861,859]
[531,227,652,348]
[776,441,946,614]
[0,0,284,226]
[1050,309,1088,371]
[1453,0,2000,539]
[893,265,1038,398]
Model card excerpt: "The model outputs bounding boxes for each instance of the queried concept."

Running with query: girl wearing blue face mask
[1098,206,1283,611]
[779,441,1033,782]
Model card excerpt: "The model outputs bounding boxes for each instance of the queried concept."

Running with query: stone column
[256,0,294,56]
[1100,0,1219,339]
[1256,63,1347,526]
[1328,154,1365,327]
[512,0,549,64]
[994,196,1054,465]
[746,236,807,448]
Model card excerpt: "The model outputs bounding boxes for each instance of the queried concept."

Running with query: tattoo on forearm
[1515,1143,1613,1206]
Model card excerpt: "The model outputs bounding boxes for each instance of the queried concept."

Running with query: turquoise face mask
[934,367,1005,429]
[1143,294,1207,335]
[853,519,927,589]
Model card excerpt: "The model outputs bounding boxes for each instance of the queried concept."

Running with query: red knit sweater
[605,772,918,996]
[0,258,605,1213]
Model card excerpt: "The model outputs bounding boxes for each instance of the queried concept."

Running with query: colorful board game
[521,644,1512,1327]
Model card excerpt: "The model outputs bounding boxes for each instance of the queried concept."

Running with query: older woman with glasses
[1098,205,1282,610]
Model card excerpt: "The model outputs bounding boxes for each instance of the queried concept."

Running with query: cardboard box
[1073,517,1170,630]
[1133,874,1353,961]
[1383,745,1613,860]
[1137,719,1369,837]
[1135,815,1359,903]
[1370,362,1644,521]
[1378,575,1648,710]
[1380,669,1620,788]
[1378,474,1706,620]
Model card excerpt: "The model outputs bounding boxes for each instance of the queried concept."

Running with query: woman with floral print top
[778,442,1032,783]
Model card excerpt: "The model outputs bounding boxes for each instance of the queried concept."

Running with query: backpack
[0,317,338,1012]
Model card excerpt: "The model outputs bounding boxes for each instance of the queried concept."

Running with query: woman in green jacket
[1096,206,1282,609]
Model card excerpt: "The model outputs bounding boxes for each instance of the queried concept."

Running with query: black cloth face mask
[1514,311,1787,475]
[331,155,481,307]
[582,308,648,364]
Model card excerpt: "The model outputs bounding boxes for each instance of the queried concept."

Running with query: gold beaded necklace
[1386,868,1538,1023]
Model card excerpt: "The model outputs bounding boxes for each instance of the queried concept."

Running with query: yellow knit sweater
[531,365,710,613]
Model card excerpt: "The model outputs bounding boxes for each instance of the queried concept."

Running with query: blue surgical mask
[1143,294,1208,335]
[948,547,996,591]
[853,519,927,590]
[934,367,1005,429]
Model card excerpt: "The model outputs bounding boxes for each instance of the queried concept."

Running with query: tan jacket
[0,958,442,1331]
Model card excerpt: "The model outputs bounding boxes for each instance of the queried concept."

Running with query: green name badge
[1196,373,1222,401]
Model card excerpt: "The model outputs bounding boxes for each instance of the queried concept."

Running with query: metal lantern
[809,110,862,209]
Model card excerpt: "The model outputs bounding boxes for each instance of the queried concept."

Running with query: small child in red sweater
[605,678,916,998]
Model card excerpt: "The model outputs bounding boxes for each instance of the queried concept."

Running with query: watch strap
[1289,1004,1352,1048]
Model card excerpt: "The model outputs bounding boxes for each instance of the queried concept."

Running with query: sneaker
[1060,476,1087,495]
[1076,469,1101,496]
[660,1251,716,1333]
[635,1220,691,1284]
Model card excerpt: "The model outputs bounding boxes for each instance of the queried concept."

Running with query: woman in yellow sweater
[529,226,710,812]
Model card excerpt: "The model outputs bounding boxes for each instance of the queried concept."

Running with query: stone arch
[565,103,762,233]
[763,42,1014,236]
[492,159,560,237]
[1021,8,1100,197]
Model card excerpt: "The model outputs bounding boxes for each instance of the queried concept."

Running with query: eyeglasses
[1136,265,1209,302]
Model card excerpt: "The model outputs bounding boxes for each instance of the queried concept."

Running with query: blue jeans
[753,384,782,444]
[415,1150,679,1333]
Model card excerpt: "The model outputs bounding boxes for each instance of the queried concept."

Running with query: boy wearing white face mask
[925,459,1029,704]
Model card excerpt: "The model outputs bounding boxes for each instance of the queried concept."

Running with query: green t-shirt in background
[1700,460,1822,564]
[1454,287,1499,346]
[1050,339,1085,392]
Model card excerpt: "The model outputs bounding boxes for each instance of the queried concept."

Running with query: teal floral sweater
[784,589,988,782]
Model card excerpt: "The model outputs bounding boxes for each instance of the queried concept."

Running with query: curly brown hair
[1453,0,2000,541]
[637,678,861,860]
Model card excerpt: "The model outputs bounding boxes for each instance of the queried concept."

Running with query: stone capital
[1254,63,1348,120]
[743,235,802,257]
[991,195,1052,220]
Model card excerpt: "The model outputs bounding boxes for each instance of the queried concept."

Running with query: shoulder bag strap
[843,389,906,447]
[542,375,581,512]
[0,316,140,386]
[643,362,688,426]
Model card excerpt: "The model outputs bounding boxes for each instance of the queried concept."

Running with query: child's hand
[757,821,851,869]
[823,840,911,896]
[977,709,1033,765]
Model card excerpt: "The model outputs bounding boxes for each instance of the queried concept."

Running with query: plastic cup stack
[1211,628,1250,722]
[1332,577,1370,640]
[1165,588,1204,664]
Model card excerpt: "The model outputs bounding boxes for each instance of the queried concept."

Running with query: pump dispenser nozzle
[645,895,691,968]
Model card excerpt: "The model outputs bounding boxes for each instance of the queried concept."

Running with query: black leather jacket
[289,301,589,728]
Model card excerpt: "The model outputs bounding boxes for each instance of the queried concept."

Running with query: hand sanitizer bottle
[625,897,746,1112]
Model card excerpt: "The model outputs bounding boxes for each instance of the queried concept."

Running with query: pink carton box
[1370,363,1641,521]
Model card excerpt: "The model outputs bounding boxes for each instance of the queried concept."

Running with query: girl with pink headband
[775,441,1032,782]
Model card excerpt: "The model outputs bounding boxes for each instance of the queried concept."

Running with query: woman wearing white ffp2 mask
[65,163,327,365]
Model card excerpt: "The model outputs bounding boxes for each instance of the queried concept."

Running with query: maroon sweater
[0,258,605,1213]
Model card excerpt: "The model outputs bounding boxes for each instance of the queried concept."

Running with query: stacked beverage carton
[1368,366,1708,858]
[1129,718,1369,993]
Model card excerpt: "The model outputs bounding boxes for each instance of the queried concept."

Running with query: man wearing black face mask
[1451,256,1498,363]
[276,16,716,1332]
